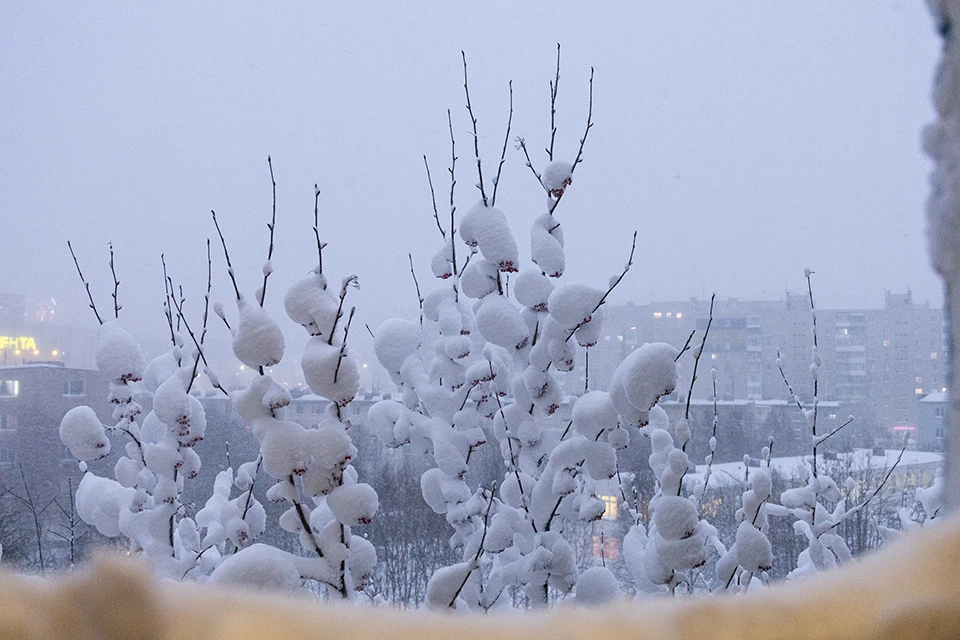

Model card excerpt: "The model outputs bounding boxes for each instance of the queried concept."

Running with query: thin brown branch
[333,307,356,384]
[67,241,103,325]
[258,156,277,307]
[108,241,121,319]
[685,293,716,422]
[161,254,177,347]
[490,80,513,207]
[447,109,459,278]
[570,66,594,173]
[516,137,546,191]
[167,278,229,398]
[313,185,325,272]
[547,43,560,162]
[408,253,424,328]
[447,484,497,608]
[210,210,242,301]
[548,66,594,216]
[423,155,445,239]
[562,231,638,346]
[186,239,214,394]
[675,329,697,362]
[461,51,488,206]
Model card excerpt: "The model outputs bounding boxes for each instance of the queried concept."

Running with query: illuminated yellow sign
[0,337,37,351]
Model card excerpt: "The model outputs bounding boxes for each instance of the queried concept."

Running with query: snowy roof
[689,449,943,489]
[921,392,948,403]
[292,394,328,403]
[0,362,75,371]
[661,399,752,407]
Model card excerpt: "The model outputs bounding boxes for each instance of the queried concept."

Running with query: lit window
[617,335,623,341]
[0,381,18,397]
[653,312,662,318]
[932,352,938,359]
[916,388,923,395]
[600,495,618,520]
[676,312,682,319]
[592,535,619,561]
[711,353,717,360]
[666,312,673,318]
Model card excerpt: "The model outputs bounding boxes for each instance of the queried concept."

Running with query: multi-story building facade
[579,291,946,446]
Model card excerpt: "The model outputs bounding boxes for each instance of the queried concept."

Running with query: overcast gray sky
[0,1,943,380]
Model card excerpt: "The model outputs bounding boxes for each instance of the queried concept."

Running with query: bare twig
[16,463,46,575]
[176,285,185,332]
[333,307,356,384]
[562,231,638,346]
[167,279,230,397]
[447,484,497,608]
[258,156,277,307]
[365,323,375,339]
[423,156,445,239]
[685,294,716,421]
[328,276,359,346]
[675,329,697,362]
[160,254,177,347]
[186,239,214,394]
[67,241,103,325]
[570,67,594,174]
[210,210,242,301]
[515,137,546,191]
[490,80,513,207]
[447,109,459,278]
[313,185,325,272]
[408,253,424,328]
[547,43,560,161]
[108,241,121,319]
[241,455,263,521]
[548,67,594,215]
[461,51,488,205]
[815,417,855,447]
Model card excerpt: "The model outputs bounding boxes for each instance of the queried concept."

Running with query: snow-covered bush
[370,53,654,610]
[61,165,377,596]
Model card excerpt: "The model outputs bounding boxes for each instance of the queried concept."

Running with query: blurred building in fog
[580,290,946,448]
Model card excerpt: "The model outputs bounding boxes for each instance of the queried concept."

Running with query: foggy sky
[0,2,943,379]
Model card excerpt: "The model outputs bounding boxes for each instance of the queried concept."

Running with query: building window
[599,495,618,520]
[653,312,662,318]
[0,380,18,397]
[936,407,946,418]
[0,415,15,430]
[62,380,85,397]
[592,535,619,561]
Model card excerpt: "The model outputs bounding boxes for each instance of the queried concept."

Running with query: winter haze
[0,1,941,374]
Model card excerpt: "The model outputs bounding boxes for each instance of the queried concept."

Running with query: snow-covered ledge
[0,515,956,639]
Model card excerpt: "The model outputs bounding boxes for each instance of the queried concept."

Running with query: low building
[0,363,111,494]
